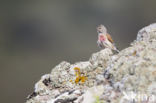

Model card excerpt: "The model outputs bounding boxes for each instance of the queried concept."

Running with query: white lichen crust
[26,23,156,103]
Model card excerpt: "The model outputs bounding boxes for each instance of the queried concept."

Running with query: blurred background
[0,0,156,103]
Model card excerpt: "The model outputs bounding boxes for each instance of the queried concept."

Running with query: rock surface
[26,23,156,103]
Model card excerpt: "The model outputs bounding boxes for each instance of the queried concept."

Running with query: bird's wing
[106,33,114,43]
[97,40,103,48]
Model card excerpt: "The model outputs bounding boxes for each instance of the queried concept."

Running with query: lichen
[74,67,88,84]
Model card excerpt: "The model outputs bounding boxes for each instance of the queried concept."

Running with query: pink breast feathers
[99,35,106,41]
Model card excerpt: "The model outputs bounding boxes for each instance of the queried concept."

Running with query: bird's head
[96,24,107,34]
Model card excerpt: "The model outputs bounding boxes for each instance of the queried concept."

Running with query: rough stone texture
[137,23,156,42]
[89,48,113,68]
[26,23,156,103]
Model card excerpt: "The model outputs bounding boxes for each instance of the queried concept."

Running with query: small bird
[97,24,119,53]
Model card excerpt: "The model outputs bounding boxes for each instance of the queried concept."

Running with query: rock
[89,48,113,68]
[82,85,104,103]
[69,61,93,75]
[137,23,156,42]
[26,23,156,103]
[50,61,71,88]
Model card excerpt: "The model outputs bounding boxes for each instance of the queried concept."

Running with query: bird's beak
[97,30,102,33]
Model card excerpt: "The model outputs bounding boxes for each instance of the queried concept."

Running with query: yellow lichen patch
[80,76,87,83]
[132,50,137,56]
[74,67,81,76]
[69,80,75,84]
[75,76,80,84]
[73,67,87,84]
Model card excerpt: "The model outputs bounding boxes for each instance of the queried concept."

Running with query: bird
[96,24,119,53]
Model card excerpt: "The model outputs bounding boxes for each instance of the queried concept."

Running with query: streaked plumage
[97,24,119,53]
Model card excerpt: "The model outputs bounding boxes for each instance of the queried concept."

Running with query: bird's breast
[99,35,106,41]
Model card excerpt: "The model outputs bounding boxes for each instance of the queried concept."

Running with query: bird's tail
[112,45,120,53]
[115,48,120,53]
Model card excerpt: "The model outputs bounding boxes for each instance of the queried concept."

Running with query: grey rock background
[1,1,156,103]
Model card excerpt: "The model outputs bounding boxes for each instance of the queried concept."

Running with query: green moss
[94,96,103,103]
